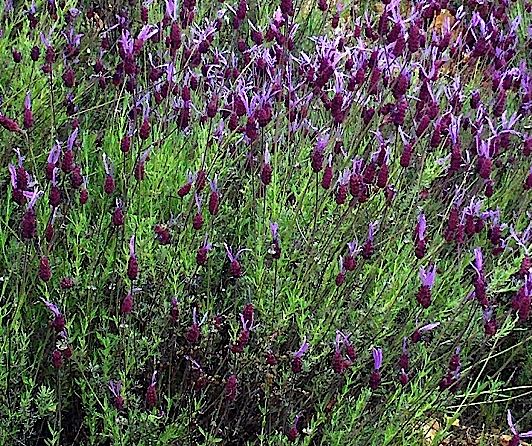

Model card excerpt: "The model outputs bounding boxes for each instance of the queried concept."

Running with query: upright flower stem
[313,171,319,236]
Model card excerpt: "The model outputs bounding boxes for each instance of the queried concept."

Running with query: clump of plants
[0,0,531,444]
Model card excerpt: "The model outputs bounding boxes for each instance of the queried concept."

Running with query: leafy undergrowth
[0,0,531,445]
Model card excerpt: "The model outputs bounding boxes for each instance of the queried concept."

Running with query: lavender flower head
[41,297,65,331]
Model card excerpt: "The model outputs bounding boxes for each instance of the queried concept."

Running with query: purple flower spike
[108,380,124,409]
[372,347,383,370]
[224,244,249,278]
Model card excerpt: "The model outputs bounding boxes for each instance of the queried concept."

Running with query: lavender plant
[0,0,531,444]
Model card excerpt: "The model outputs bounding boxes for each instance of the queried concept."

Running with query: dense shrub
[0,0,531,444]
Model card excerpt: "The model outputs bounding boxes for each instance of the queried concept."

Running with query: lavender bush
[0,0,531,444]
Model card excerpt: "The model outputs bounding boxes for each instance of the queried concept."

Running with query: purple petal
[368,221,379,242]
[14,148,24,167]
[137,25,158,42]
[165,0,176,19]
[224,243,235,262]
[473,247,483,275]
[24,189,43,208]
[372,347,383,369]
[67,128,79,152]
[140,148,150,163]
[194,193,202,212]
[48,143,61,164]
[8,164,17,188]
[508,410,517,435]
[417,213,427,240]
[129,236,135,257]
[295,338,309,358]
[270,222,279,239]
[102,153,112,175]
[263,147,271,165]
[419,322,440,333]
[42,299,61,317]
